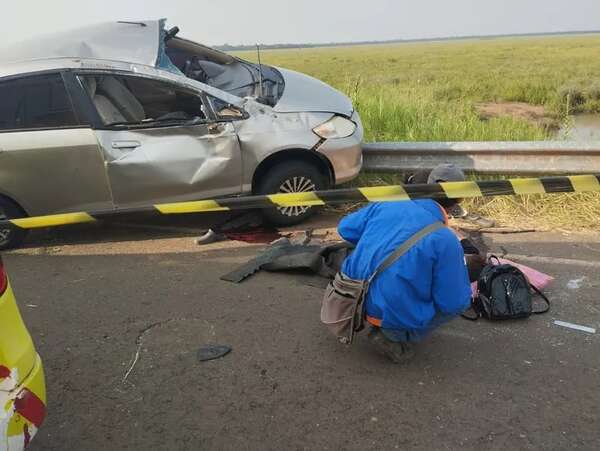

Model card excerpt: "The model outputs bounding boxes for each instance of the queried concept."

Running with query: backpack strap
[530,284,551,314]
[368,222,444,285]
[488,255,502,265]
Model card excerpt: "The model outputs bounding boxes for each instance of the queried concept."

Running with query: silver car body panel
[0,128,113,215]
[0,20,363,218]
[316,111,364,184]
[273,68,354,117]
[0,21,162,68]
[94,122,242,209]
[235,103,332,187]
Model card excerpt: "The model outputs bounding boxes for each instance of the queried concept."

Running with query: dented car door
[79,74,242,209]
[0,73,113,217]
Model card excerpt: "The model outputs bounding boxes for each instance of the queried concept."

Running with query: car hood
[272,68,354,117]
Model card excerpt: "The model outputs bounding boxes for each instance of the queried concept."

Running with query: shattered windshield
[164,36,284,107]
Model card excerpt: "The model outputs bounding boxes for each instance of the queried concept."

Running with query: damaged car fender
[234,103,334,190]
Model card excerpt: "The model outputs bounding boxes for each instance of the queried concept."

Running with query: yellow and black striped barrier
[3,174,600,230]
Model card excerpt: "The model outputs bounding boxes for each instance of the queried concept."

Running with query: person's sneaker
[448,204,469,219]
[464,214,495,228]
[367,327,415,364]
[195,229,227,245]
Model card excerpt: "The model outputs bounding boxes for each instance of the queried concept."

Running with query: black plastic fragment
[197,345,232,362]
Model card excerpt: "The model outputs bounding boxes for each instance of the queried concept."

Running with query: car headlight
[313,116,357,139]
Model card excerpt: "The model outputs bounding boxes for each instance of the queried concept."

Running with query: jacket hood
[273,68,354,117]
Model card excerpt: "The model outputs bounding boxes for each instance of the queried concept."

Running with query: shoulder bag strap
[530,284,551,314]
[368,222,445,285]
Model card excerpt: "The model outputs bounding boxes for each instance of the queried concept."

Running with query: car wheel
[0,198,28,250]
[257,161,329,226]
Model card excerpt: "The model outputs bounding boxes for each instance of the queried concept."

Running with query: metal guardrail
[362,141,600,174]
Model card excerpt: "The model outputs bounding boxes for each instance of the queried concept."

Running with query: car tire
[257,161,329,227]
[0,197,28,250]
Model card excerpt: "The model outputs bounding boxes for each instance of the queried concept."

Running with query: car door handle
[112,141,141,149]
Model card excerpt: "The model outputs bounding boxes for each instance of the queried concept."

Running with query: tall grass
[235,36,600,230]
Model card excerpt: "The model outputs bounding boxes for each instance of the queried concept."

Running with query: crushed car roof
[0,19,245,107]
[0,20,163,67]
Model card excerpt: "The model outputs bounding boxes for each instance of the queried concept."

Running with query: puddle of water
[558,113,600,140]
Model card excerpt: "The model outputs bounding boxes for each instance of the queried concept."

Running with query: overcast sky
[4,0,599,46]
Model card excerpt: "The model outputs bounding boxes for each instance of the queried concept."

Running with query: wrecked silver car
[0,19,363,248]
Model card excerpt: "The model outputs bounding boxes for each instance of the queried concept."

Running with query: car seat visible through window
[82,76,146,125]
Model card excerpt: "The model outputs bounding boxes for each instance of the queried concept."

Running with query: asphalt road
[6,214,600,450]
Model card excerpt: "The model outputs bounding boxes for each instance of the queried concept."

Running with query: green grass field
[235,35,600,230]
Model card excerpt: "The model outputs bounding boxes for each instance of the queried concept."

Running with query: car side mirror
[217,106,246,119]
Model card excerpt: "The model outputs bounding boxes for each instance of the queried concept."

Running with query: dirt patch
[476,102,558,130]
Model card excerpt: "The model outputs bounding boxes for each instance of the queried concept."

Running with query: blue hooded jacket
[339,200,471,332]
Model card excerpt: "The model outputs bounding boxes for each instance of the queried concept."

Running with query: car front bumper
[316,111,364,185]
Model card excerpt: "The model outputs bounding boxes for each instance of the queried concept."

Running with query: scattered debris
[195,229,227,245]
[290,229,314,246]
[220,242,297,283]
[195,212,282,245]
[220,238,352,283]
[478,228,537,234]
[197,345,232,362]
[567,277,587,290]
[554,321,596,334]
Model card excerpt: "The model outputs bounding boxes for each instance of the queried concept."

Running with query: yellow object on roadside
[1,256,46,450]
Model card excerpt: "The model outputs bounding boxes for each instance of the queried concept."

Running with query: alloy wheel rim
[277,176,316,217]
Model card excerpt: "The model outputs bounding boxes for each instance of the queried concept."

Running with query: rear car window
[0,74,79,131]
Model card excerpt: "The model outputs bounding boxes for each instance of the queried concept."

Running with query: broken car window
[207,95,245,120]
[79,75,207,128]
[0,74,79,131]
[165,37,285,107]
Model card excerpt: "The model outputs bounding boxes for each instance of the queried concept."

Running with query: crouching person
[337,165,472,363]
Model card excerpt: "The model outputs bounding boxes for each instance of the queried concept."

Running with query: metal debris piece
[197,345,232,362]
[554,321,596,334]
[567,277,586,290]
